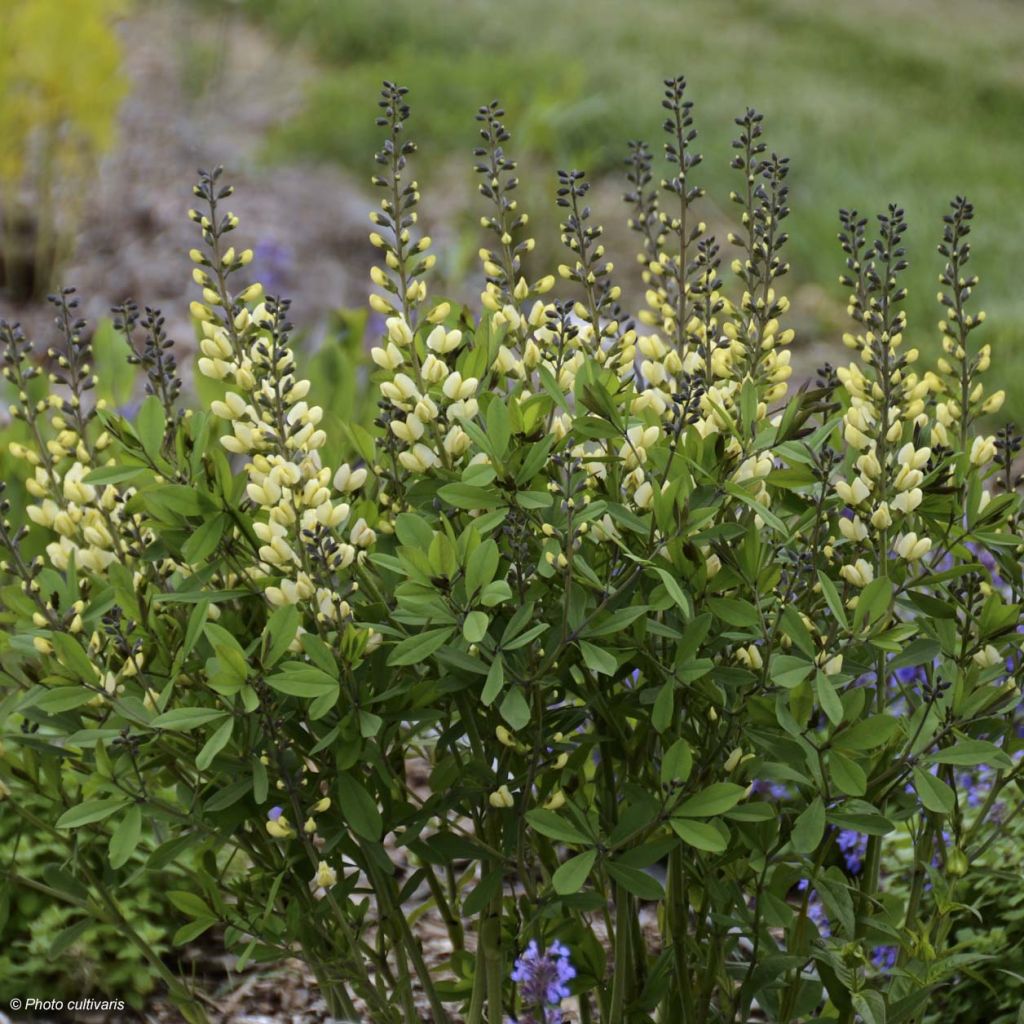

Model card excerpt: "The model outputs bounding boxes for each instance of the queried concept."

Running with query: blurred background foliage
[0,0,128,301]
[240,0,1024,347]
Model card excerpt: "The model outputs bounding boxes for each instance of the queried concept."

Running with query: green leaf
[606,859,664,900]
[204,777,252,812]
[387,627,454,666]
[724,803,775,822]
[486,396,511,458]
[463,611,489,644]
[834,715,901,752]
[912,767,955,814]
[829,750,867,796]
[670,818,727,853]
[852,990,887,1024]
[771,655,814,689]
[779,606,816,658]
[108,805,143,869]
[394,512,434,550]
[652,682,674,734]
[51,633,99,683]
[654,568,690,616]
[196,718,234,771]
[815,671,844,727]
[48,919,93,959]
[337,773,383,841]
[137,395,166,459]
[480,579,513,607]
[82,464,147,486]
[262,605,301,669]
[791,797,825,854]
[168,890,215,919]
[466,539,499,598]
[578,640,617,676]
[553,850,597,895]
[828,803,894,836]
[56,798,130,829]
[854,575,893,630]
[150,484,209,517]
[266,663,337,704]
[181,513,227,563]
[660,738,693,785]
[927,739,1012,769]
[817,572,849,630]
[34,687,95,713]
[462,869,503,916]
[481,657,505,706]
[152,588,252,605]
[502,622,547,651]
[525,808,591,846]
[437,483,502,510]
[499,687,530,731]
[150,708,229,731]
[888,638,942,673]
[675,783,746,818]
[173,917,217,946]
[708,597,761,628]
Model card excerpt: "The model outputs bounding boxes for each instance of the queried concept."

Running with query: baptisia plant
[0,77,1021,1024]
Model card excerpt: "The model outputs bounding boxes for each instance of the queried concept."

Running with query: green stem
[608,880,632,1023]
[668,849,695,1023]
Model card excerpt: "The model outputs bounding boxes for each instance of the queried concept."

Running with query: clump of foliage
[0,78,1022,1024]
[0,790,174,1006]
[0,0,128,301]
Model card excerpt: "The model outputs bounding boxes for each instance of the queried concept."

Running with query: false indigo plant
[0,77,1022,1024]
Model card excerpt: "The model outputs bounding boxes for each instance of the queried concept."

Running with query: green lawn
[241,0,1024,404]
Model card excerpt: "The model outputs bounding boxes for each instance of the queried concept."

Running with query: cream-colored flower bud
[634,480,654,509]
[386,316,414,347]
[891,488,922,514]
[488,785,515,809]
[315,861,337,888]
[970,435,997,467]
[982,390,1005,414]
[895,532,932,562]
[870,502,892,530]
[972,644,1001,668]
[835,476,871,506]
[370,343,404,370]
[840,559,874,588]
[838,515,868,542]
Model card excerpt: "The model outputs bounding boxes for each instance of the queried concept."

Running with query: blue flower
[871,945,898,970]
[837,828,868,874]
[510,940,576,1023]
[796,879,831,937]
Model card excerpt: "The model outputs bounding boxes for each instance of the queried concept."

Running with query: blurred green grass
[239,0,1024,404]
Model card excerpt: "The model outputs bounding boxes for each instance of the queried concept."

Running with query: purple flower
[837,829,868,874]
[751,778,791,801]
[510,940,576,1024]
[267,806,284,821]
[871,945,898,970]
[796,879,830,938]
[894,665,924,686]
